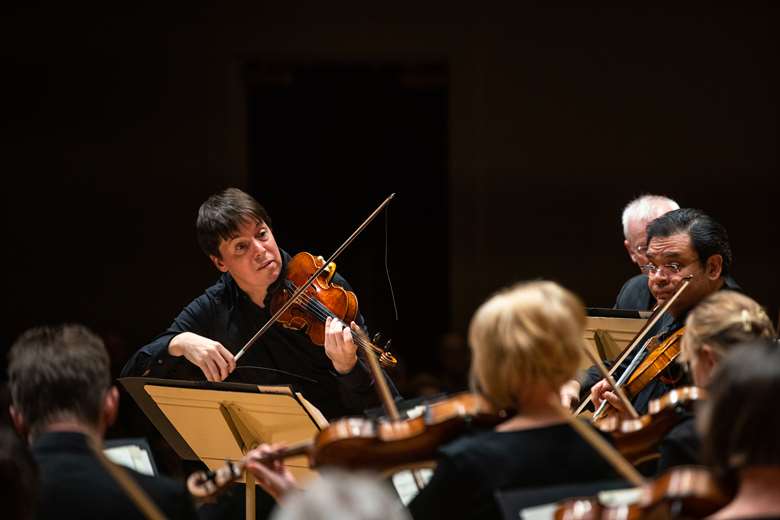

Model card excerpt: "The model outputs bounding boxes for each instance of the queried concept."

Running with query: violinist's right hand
[245,443,300,502]
[590,378,628,414]
[168,332,236,382]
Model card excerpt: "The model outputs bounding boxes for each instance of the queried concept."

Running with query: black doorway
[245,60,449,381]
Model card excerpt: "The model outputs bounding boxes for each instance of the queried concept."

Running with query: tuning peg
[372,332,383,344]
[383,339,392,351]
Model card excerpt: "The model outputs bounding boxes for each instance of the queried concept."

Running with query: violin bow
[574,275,693,417]
[235,193,396,362]
[352,322,428,490]
[592,275,693,421]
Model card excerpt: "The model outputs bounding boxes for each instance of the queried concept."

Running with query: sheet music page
[104,446,155,476]
[391,469,434,505]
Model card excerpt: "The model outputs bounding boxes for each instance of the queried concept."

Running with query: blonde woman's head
[681,290,775,387]
[468,281,586,410]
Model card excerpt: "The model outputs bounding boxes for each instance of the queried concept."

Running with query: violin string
[284,281,385,356]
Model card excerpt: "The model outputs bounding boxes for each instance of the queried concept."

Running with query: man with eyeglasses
[615,194,679,310]
[566,208,741,416]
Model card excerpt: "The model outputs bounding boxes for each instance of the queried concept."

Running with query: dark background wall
[3,5,778,387]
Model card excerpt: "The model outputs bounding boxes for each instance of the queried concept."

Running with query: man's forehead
[227,219,266,240]
[646,232,694,257]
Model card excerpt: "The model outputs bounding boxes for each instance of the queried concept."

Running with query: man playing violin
[567,208,741,415]
[121,187,394,421]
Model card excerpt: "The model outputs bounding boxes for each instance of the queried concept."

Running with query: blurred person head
[270,469,410,520]
[680,291,775,387]
[468,281,587,411]
[698,340,780,501]
[8,324,118,441]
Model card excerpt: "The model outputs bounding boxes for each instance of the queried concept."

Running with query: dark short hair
[7,324,111,437]
[196,187,272,259]
[646,208,732,277]
[701,340,780,479]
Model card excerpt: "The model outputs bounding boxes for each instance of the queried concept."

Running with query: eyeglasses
[640,262,685,276]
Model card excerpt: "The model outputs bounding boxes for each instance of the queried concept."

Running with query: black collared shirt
[32,431,198,519]
[121,251,394,420]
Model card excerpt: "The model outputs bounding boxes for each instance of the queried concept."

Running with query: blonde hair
[681,290,775,362]
[468,281,586,410]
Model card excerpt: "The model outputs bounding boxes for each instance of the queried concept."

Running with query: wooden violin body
[271,252,358,345]
[596,328,687,423]
[187,393,505,500]
[554,465,733,520]
[597,386,706,465]
[314,392,506,470]
[622,328,686,401]
[270,251,396,367]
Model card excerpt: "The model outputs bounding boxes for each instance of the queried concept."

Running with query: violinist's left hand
[245,443,299,502]
[324,317,358,374]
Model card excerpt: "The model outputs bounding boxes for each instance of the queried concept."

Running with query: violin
[187,439,311,502]
[187,392,506,500]
[269,251,397,368]
[596,386,705,466]
[313,392,506,470]
[594,328,687,423]
[554,465,733,520]
[233,194,395,364]
[621,328,687,402]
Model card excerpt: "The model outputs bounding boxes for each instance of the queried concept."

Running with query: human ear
[624,240,636,263]
[210,254,228,272]
[9,405,28,438]
[102,387,120,430]
[699,344,719,376]
[704,255,723,280]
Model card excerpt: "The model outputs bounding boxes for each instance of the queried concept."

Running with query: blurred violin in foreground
[187,392,507,500]
[597,386,705,466]
[554,465,733,520]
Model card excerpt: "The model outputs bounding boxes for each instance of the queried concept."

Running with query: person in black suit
[7,323,199,520]
[614,194,679,311]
